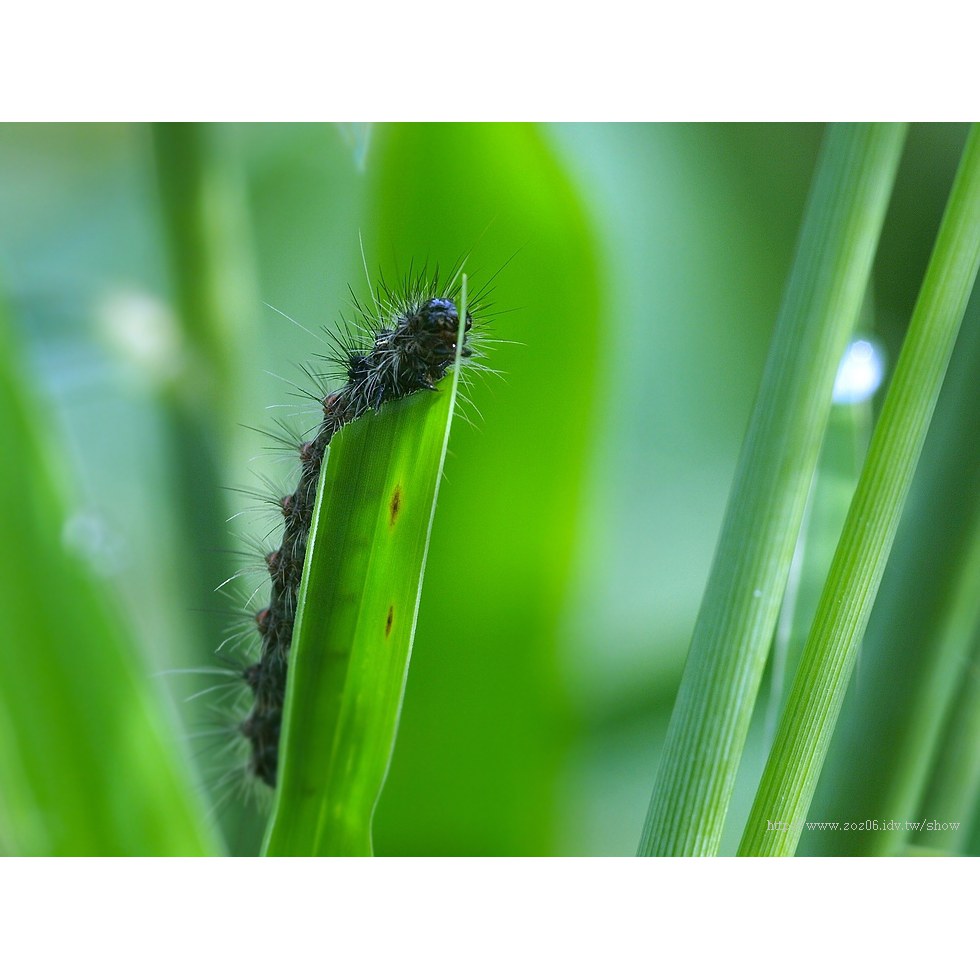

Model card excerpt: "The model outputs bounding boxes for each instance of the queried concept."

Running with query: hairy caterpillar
[224,263,487,788]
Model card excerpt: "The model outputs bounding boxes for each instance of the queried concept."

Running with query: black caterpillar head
[410,296,472,337]
[403,296,474,364]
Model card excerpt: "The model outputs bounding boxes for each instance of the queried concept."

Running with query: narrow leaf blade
[263,281,467,856]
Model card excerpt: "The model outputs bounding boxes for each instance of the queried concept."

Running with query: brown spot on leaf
[385,605,394,638]
[389,483,402,526]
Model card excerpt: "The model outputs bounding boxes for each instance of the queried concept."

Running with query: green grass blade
[0,292,221,856]
[910,641,980,855]
[152,122,257,410]
[904,502,980,855]
[262,280,468,856]
[152,122,266,852]
[870,398,980,855]
[637,123,907,856]
[739,124,980,857]
[150,121,260,644]
[766,398,870,744]
[767,291,880,742]
[798,279,980,857]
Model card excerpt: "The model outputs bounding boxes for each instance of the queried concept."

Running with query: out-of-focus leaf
[361,123,602,855]
[0,295,222,856]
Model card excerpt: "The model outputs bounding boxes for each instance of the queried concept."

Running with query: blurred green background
[0,122,976,856]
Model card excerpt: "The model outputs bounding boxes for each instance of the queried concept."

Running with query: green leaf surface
[263,282,467,856]
[637,123,907,856]
[766,400,869,745]
[0,294,221,856]
[739,124,980,857]
[905,504,980,855]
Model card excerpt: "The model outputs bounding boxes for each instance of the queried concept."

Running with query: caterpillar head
[414,296,472,336]
[407,296,474,365]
